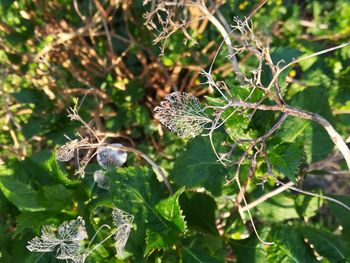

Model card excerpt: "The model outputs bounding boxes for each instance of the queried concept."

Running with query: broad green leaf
[267,225,318,263]
[223,108,257,140]
[230,235,267,263]
[329,195,350,239]
[11,88,51,111]
[44,154,80,186]
[182,234,225,263]
[0,175,45,212]
[268,142,303,182]
[295,195,321,219]
[171,137,227,196]
[15,211,61,235]
[256,193,299,222]
[125,79,145,103]
[108,166,168,261]
[154,187,186,232]
[298,226,350,262]
[144,229,176,257]
[277,87,334,163]
[37,184,74,211]
[179,191,217,234]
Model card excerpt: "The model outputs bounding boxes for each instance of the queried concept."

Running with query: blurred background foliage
[0,0,350,262]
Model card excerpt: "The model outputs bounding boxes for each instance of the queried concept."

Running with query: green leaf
[267,225,318,263]
[154,187,186,232]
[107,166,168,261]
[256,193,299,223]
[15,211,61,235]
[182,234,225,263]
[0,175,45,212]
[179,191,217,234]
[328,195,350,239]
[298,226,350,262]
[125,79,145,103]
[11,88,51,110]
[37,184,74,211]
[144,229,176,257]
[278,87,334,163]
[268,142,303,182]
[230,235,267,263]
[44,154,80,186]
[171,137,227,196]
[295,195,321,219]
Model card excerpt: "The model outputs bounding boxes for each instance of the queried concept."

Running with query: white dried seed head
[154,92,211,139]
[96,143,127,170]
[27,216,87,262]
[112,208,134,257]
[93,170,110,190]
[56,139,78,162]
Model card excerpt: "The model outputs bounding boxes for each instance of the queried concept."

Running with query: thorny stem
[227,100,350,171]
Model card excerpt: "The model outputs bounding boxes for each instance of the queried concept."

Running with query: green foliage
[278,87,335,163]
[268,142,304,181]
[1,0,350,262]
[171,137,227,196]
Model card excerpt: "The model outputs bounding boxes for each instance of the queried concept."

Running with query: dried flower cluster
[27,208,134,262]
[27,217,88,262]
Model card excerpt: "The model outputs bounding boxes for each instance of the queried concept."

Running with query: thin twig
[240,182,294,212]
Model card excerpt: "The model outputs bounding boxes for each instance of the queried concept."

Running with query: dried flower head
[56,139,78,162]
[27,216,88,262]
[112,208,134,257]
[96,143,127,170]
[154,92,212,139]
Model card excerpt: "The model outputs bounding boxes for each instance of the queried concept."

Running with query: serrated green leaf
[268,142,303,181]
[107,166,168,261]
[179,191,217,234]
[295,195,321,219]
[230,235,267,263]
[144,229,176,257]
[267,225,318,263]
[298,226,350,262]
[44,154,80,186]
[171,137,227,196]
[37,184,73,211]
[223,107,257,140]
[154,187,186,232]
[0,175,45,212]
[182,234,225,263]
[256,193,299,222]
[15,211,61,236]
[328,195,350,240]
[277,87,334,163]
